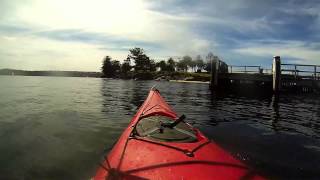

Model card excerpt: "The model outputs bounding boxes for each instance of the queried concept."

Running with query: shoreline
[0,74,211,84]
[169,80,210,84]
[1,69,211,81]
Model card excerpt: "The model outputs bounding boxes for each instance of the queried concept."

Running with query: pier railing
[281,64,320,80]
[227,63,320,79]
[228,65,263,74]
[210,56,320,93]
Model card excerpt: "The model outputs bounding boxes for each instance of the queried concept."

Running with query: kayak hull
[94,89,265,180]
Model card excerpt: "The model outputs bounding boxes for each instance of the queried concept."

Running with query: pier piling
[210,58,219,90]
[273,56,281,94]
[209,55,319,93]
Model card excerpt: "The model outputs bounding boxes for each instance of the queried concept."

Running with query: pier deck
[210,56,320,93]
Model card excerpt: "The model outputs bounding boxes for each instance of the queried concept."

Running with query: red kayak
[93,88,265,180]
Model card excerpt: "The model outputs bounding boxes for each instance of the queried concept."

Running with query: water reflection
[205,91,320,179]
[208,90,320,139]
[130,80,150,108]
[0,77,318,179]
[271,95,280,132]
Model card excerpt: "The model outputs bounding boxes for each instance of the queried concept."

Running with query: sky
[0,0,320,71]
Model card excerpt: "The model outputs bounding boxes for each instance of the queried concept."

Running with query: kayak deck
[93,88,265,180]
[135,115,197,143]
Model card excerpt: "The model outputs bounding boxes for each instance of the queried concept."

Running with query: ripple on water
[0,77,319,179]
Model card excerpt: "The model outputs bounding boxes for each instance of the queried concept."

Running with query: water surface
[0,76,319,179]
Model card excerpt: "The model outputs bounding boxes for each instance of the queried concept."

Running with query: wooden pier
[210,56,320,93]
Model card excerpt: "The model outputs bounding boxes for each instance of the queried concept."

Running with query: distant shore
[0,68,211,82]
[0,69,102,78]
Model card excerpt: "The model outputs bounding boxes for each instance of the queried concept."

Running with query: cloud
[0,34,110,71]
[233,40,320,65]
[35,29,164,51]
[1,0,320,71]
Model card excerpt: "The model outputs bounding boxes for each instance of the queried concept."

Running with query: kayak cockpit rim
[130,88,199,144]
[133,115,197,143]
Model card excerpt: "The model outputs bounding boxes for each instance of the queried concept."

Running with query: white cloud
[233,40,320,64]
[16,0,147,35]
[0,0,215,70]
[0,35,124,71]
[1,0,320,71]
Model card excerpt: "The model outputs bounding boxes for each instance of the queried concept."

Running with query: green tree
[101,56,121,77]
[189,60,197,72]
[195,55,204,72]
[128,47,154,72]
[121,57,131,76]
[150,59,157,72]
[178,55,192,72]
[111,60,121,75]
[157,60,167,71]
[101,56,113,77]
[167,57,175,72]
[177,60,187,72]
[183,55,192,67]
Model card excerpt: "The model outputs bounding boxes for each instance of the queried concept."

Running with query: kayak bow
[93,88,265,180]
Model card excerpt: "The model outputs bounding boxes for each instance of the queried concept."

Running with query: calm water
[0,76,319,179]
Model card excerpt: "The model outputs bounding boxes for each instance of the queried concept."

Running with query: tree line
[101,47,222,79]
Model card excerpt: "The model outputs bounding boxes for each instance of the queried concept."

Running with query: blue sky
[0,0,320,71]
